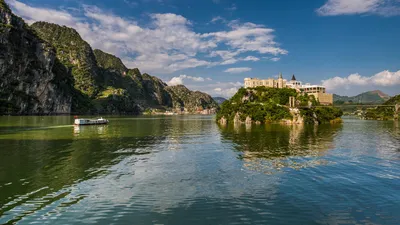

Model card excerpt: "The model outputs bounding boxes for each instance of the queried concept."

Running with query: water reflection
[1,116,399,225]
[218,123,343,172]
[73,125,108,136]
[0,116,172,224]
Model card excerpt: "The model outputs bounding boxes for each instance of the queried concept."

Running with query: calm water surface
[0,116,399,224]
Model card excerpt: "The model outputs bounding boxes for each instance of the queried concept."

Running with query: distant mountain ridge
[213,97,228,105]
[334,90,390,104]
[165,85,218,112]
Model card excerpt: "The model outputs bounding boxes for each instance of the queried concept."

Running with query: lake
[0,116,399,224]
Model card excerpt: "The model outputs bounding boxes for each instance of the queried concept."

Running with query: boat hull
[74,122,108,126]
[74,118,109,126]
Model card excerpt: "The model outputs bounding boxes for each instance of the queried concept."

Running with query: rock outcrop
[0,1,217,115]
[0,1,72,114]
[31,22,100,97]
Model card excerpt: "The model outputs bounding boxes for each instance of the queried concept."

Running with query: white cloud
[224,67,252,74]
[6,0,77,25]
[316,0,400,16]
[210,16,226,23]
[167,77,184,86]
[321,70,400,91]
[187,81,243,98]
[242,56,260,61]
[210,81,244,97]
[167,75,210,86]
[214,87,239,97]
[7,0,287,74]
[210,50,240,60]
[209,50,261,64]
[203,21,288,56]
[220,58,238,65]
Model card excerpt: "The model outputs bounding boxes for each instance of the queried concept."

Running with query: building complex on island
[244,73,333,105]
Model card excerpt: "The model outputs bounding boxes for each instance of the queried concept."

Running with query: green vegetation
[0,2,221,115]
[165,85,218,112]
[99,87,126,98]
[217,87,296,123]
[364,95,400,120]
[0,23,13,28]
[0,0,11,13]
[31,22,100,97]
[93,49,127,74]
[217,87,343,124]
[213,97,227,105]
[300,107,343,124]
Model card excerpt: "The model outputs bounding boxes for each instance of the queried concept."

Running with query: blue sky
[6,0,400,97]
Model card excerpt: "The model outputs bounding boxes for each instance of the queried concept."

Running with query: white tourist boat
[74,117,109,126]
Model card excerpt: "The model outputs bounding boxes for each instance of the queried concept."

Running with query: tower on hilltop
[278,72,284,88]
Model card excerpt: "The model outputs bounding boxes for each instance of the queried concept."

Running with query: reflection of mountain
[218,123,342,172]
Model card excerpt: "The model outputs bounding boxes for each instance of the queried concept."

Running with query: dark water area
[0,116,399,224]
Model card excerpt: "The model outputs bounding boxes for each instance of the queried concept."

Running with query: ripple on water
[0,116,399,224]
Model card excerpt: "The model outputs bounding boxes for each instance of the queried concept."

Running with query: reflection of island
[218,123,342,172]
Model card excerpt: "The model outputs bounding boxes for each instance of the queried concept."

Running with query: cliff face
[92,49,172,110]
[165,85,218,112]
[31,22,101,97]
[0,1,217,115]
[0,2,72,114]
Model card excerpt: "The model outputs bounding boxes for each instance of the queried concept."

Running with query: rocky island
[0,1,217,115]
[217,87,343,125]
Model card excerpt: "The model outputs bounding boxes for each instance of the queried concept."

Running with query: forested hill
[217,87,343,125]
[334,90,390,104]
[0,1,217,115]
[165,85,218,112]
[213,97,228,105]
[365,94,400,120]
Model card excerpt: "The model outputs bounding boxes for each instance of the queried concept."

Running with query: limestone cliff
[0,1,217,115]
[92,49,172,110]
[31,22,101,97]
[0,1,72,114]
